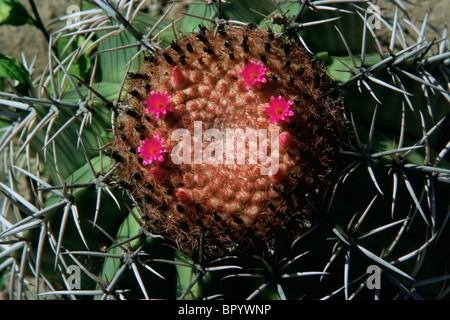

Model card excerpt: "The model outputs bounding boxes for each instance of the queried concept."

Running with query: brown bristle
[112,24,347,257]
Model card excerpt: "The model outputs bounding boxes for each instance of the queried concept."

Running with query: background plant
[0,0,449,300]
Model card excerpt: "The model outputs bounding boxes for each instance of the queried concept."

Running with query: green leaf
[342,64,449,154]
[175,251,215,299]
[0,0,32,26]
[179,2,218,33]
[178,0,277,33]
[97,29,140,84]
[0,52,29,92]
[221,0,276,24]
[41,156,130,248]
[321,52,382,83]
[130,9,174,47]
[260,1,375,56]
[19,155,131,286]
[28,82,121,182]
[95,9,174,84]
[53,34,94,83]
[96,211,141,288]
[97,208,177,299]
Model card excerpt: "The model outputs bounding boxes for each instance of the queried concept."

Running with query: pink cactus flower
[239,60,269,90]
[137,134,169,166]
[143,91,174,120]
[264,96,294,125]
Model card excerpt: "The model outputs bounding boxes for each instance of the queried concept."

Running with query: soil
[375,0,449,45]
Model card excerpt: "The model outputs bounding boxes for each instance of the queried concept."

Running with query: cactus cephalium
[112,24,347,257]
[0,0,449,300]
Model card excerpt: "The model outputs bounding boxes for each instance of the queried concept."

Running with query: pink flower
[264,96,294,125]
[137,134,169,166]
[239,60,269,90]
[143,91,174,120]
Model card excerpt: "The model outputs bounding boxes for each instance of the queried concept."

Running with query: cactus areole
[112,24,347,257]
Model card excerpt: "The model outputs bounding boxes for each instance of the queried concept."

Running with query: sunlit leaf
[0,0,32,26]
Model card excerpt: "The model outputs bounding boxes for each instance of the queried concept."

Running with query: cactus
[0,0,449,300]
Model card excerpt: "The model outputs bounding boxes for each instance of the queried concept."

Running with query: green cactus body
[0,0,449,300]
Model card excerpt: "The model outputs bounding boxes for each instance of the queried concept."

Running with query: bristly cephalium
[112,24,347,257]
